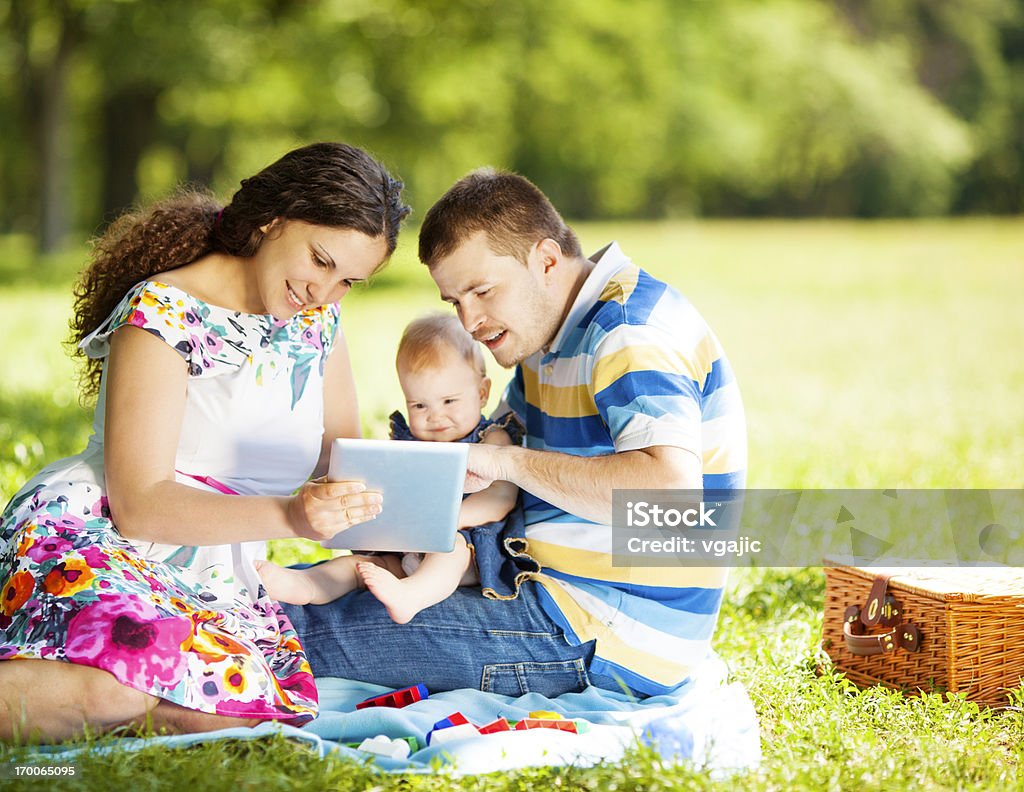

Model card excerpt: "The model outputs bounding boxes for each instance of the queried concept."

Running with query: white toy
[426,722,480,746]
[356,734,412,760]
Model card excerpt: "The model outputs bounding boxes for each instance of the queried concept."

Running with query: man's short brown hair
[418,168,582,268]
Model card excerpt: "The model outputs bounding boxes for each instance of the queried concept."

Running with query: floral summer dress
[0,280,339,723]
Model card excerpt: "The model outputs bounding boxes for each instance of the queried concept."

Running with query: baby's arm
[458,428,520,528]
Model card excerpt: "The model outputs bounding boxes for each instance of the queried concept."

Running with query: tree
[7,0,89,251]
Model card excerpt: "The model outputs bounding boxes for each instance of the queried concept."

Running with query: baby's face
[398,349,489,442]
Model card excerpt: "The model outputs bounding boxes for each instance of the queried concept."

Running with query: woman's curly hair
[70,142,410,399]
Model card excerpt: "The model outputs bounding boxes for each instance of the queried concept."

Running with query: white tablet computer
[321,437,468,553]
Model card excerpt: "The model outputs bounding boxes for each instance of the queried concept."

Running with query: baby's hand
[288,477,382,541]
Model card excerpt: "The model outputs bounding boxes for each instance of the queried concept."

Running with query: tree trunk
[11,0,80,253]
[99,87,161,225]
[37,39,73,252]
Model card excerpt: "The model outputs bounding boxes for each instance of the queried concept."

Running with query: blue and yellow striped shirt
[500,242,747,695]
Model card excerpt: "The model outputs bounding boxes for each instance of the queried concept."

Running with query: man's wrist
[492,443,522,484]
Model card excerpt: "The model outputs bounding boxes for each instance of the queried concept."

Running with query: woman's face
[251,219,388,318]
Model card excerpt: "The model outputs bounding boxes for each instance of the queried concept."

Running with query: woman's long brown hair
[69,142,410,399]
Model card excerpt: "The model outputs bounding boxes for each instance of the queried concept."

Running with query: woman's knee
[0,659,155,741]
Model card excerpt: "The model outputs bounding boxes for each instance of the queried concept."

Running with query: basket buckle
[843,575,923,656]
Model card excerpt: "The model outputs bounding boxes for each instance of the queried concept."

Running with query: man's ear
[532,238,562,276]
[479,376,492,407]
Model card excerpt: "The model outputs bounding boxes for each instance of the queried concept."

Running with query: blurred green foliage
[0,0,1022,251]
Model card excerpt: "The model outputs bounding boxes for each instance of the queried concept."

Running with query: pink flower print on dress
[25,535,74,563]
[127,308,149,329]
[90,496,111,519]
[214,696,267,718]
[64,594,191,690]
[274,666,319,706]
[39,512,85,533]
[301,326,323,351]
[182,309,202,327]
[79,545,112,570]
[203,332,224,354]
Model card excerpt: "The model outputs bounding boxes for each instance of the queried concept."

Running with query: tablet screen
[321,438,468,552]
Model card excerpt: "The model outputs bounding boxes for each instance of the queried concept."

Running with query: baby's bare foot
[357,562,424,624]
[253,559,318,605]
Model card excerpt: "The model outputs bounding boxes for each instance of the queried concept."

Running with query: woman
[0,142,410,741]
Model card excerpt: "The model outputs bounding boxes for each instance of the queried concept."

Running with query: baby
[256,313,520,624]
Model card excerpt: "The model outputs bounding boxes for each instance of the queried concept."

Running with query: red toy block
[432,711,471,731]
[514,718,579,733]
[355,683,429,710]
[478,717,512,734]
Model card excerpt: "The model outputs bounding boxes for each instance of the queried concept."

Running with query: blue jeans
[281,580,614,697]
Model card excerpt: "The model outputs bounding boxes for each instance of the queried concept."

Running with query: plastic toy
[514,718,581,733]
[431,711,470,730]
[355,683,429,710]
[427,722,480,746]
[477,717,513,734]
[355,734,413,760]
[528,710,563,719]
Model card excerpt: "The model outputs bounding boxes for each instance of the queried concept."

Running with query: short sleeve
[388,410,415,440]
[320,302,342,355]
[480,411,526,447]
[588,320,715,456]
[79,281,199,368]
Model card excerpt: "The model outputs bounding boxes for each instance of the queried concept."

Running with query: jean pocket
[480,658,589,697]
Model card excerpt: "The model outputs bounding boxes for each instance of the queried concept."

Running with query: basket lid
[825,561,1024,602]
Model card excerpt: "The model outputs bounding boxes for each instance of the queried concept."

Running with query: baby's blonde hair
[396,313,486,378]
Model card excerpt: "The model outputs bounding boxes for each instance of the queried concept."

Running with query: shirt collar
[543,241,632,355]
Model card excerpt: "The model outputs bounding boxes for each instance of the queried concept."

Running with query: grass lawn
[0,220,1022,789]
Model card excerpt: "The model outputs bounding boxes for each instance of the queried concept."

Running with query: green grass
[1,220,1022,789]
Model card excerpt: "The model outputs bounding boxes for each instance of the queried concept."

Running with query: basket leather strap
[843,604,922,655]
[860,574,893,627]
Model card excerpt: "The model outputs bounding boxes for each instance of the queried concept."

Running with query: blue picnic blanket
[29,653,760,775]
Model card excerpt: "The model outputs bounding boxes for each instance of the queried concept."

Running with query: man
[282,169,746,698]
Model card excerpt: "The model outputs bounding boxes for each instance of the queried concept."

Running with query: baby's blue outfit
[387,411,537,600]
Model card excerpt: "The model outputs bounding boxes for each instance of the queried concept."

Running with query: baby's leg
[358,535,472,624]
[256,555,380,605]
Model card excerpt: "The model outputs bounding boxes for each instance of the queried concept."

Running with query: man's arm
[466,443,700,525]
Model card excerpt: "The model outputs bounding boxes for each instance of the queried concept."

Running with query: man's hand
[461,443,700,525]
[463,443,500,493]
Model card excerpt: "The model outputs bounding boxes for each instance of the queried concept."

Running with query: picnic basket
[821,563,1024,706]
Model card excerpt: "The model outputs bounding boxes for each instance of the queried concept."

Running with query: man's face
[430,232,561,368]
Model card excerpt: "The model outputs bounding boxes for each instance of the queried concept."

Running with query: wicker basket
[822,564,1024,707]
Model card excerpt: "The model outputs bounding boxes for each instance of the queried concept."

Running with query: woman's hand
[287,478,382,541]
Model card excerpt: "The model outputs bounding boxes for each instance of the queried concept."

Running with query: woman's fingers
[309,480,368,500]
[340,494,383,522]
[290,478,382,541]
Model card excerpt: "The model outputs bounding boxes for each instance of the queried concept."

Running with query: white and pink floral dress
[0,280,339,722]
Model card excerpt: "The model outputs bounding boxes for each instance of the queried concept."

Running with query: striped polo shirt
[499,242,747,696]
